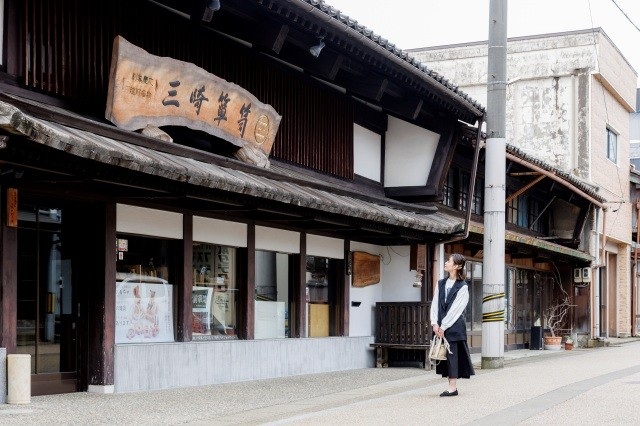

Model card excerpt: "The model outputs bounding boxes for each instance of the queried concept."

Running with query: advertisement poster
[115,280,174,343]
[192,286,213,334]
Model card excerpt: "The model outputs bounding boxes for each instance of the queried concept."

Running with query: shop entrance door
[16,203,79,395]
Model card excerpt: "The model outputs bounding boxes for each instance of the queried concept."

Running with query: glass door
[16,203,78,395]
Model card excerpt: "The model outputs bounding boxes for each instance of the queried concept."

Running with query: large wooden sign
[105,36,281,167]
[352,251,381,288]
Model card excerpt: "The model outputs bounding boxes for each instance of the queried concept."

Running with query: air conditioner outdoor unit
[573,268,583,283]
[582,267,592,283]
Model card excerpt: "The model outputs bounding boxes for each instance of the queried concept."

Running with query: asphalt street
[1,339,639,425]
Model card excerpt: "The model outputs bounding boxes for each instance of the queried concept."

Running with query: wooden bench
[370,343,431,369]
[371,302,432,370]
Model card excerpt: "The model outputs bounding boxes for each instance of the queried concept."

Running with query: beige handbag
[429,335,452,362]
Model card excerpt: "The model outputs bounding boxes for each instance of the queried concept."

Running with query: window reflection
[192,243,238,340]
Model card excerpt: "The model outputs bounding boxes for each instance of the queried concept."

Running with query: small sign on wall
[352,251,381,287]
[6,188,18,227]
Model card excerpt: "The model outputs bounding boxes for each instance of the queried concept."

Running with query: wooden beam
[506,174,546,204]
[0,187,18,353]
[87,201,116,387]
[176,213,193,342]
[243,223,256,340]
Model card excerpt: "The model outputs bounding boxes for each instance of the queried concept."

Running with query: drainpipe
[430,118,484,285]
[632,200,640,336]
[594,207,602,338]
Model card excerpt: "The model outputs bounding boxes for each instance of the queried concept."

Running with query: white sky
[326,0,640,88]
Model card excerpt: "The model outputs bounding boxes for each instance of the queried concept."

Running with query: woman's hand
[433,325,444,338]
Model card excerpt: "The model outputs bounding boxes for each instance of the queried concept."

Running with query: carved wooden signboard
[352,251,381,287]
[105,36,281,167]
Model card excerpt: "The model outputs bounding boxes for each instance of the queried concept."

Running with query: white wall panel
[307,235,344,259]
[116,204,182,239]
[354,124,381,182]
[255,226,300,253]
[193,216,247,247]
[384,116,439,188]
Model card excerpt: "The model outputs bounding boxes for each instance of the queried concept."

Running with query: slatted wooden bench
[370,302,432,370]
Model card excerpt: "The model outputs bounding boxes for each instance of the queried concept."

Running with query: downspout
[634,200,640,336]
[432,117,485,284]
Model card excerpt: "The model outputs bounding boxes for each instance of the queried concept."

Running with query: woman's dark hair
[450,253,466,280]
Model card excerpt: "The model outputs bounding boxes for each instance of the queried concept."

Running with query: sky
[326,0,640,88]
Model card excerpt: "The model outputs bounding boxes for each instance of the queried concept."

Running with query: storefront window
[192,243,237,340]
[255,250,290,339]
[115,235,175,343]
[306,256,337,337]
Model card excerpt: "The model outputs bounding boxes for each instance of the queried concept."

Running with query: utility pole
[482,0,507,369]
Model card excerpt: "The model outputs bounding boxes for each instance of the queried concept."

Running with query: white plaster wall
[354,124,381,182]
[349,242,383,337]
[307,234,344,259]
[193,216,247,247]
[509,76,575,171]
[255,226,300,253]
[384,116,439,188]
[380,246,423,302]
[116,204,183,239]
[348,243,421,337]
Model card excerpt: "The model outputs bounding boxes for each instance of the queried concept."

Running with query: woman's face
[444,256,460,275]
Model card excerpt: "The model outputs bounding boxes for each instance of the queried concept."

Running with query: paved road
[1,340,639,425]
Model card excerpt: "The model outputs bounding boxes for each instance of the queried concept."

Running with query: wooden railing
[374,302,432,345]
[371,302,432,369]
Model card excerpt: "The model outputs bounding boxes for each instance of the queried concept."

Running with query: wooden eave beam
[506,175,546,204]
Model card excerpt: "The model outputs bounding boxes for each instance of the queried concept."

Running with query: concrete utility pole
[482,0,507,369]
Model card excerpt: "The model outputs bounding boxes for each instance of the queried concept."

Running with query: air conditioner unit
[582,267,592,283]
[573,268,583,283]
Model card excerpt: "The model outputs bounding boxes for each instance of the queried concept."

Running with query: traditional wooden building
[0,0,487,394]
[439,128,607,350]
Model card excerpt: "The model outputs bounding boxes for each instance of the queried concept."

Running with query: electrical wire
[610,0,640,33]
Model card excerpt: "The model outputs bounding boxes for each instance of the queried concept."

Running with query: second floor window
[606,127,617,163]
[444,168,484,215]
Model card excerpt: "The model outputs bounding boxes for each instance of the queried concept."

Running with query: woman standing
[430,253,475,396]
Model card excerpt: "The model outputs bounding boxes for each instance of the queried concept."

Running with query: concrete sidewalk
[0,337,638,425]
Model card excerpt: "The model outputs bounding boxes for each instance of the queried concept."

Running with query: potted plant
[543,295,571,350]
[564,336,574,350]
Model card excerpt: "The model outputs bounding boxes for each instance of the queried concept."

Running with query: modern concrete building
[411,29,637,338]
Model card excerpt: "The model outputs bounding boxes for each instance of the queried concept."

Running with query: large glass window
[306,256,340,337]
[192,243,238,340]
[255,251,290,339]
[17,205,74,375]
[115,235,175,343]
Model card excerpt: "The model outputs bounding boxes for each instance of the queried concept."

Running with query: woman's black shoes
[439,390,458,397]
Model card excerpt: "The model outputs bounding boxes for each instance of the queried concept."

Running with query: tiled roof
[0,96,463,236]
[506,144,605,202]
[295,0,485,116]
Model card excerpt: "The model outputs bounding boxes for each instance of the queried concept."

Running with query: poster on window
[115,280,174,343]
[192,286,213,334]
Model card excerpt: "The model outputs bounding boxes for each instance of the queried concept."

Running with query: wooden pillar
[238,223,255,340]
[339,239,350,336]
[87,202,116,387]
[291,234,306,338]
[176,213,193,342]
[0,187,18,353]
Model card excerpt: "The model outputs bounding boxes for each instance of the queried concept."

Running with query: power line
[611,0,640,33]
